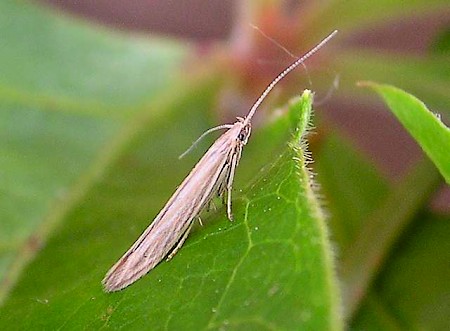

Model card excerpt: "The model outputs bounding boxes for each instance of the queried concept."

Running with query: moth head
[237,122,251,145]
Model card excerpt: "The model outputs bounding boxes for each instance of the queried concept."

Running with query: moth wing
[102,210,194,292]
[102,126,241,292]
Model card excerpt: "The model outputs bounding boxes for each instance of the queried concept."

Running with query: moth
[103,30,337,292]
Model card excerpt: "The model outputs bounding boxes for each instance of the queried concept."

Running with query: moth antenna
[179,124,235,159]
[250,24,314,87]
[314,73,340,106]
[250,23,297,58]
[243,30,338,125]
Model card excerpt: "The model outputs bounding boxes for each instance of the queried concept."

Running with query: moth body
[103,30,337,292]
[103,120,250,292]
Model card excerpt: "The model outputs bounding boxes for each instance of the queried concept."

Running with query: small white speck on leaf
[301,310,311,321]
[268,284,279,296]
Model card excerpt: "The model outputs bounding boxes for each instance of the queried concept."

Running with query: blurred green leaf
[0,1,188,114]
[432,27,450,55]
[0,91,342,329]
[314,132,389,252]
[353,212,450,330]
[315,131,447,328]
[361,82,450,183]
[352,294,404,331]
[0,0,188,295]
[341,157,441,318]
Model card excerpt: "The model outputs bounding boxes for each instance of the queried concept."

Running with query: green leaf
[432,27,450,55]
[341,156,442,318]
[0,0,188,296]
[314,132,389,252]
[353,212,450,330]
[353,294,405,331]
[0,1,188,114]
[361,82,450,183]
[0,91,342,329]
[313,128,446,327]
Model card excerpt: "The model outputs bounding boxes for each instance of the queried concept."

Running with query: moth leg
[221,192,227,206]
[206,200,217,213]
[217,164,229,200]
[166,221,194,261]
[211,200,217,212]
[226,153,239,221]
[197,216,203,226]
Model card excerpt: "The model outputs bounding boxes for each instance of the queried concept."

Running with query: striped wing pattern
[102,123,244,292]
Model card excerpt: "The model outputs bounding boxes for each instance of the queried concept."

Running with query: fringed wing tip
[102,262,134,293]
[102,256,156,293]
[102,271,122,293]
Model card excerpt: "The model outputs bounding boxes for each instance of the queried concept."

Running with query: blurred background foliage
[0,0,449,329]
